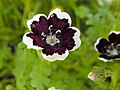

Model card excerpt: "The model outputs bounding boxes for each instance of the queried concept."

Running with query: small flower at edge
[88,67,115,83]
[88,71,103,81]
[48,87,61,90]
[23,8,81,62]
[95,31,120,62]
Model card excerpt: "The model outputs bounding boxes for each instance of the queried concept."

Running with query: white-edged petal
[98,57,110,62]
[94,38,102,51]
[42,49,69,62]
[27,14,47,30]
[70,27,81,51]
[94,38,111,62]
[109,31,120,35]
[22,32,42,50]
[48,8,72,26]
[99,56,120,62]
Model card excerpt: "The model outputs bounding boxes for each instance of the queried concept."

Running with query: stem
[112,0,120,30]
[36,50,45,61]
[20,0,31,32]
[51,0,56,8]
[76,16,80,29]
[110,62,119,89]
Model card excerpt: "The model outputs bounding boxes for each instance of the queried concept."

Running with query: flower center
[46,32,60,46]
[43,25,61,46]
[106,43,119,56]
[107,49,118,56]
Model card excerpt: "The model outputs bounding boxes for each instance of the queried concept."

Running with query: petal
[42,47,69,62]
[48,13,69,32]
[48,8,71,26]
[22,32,42,50]
[27,14,49,34]
[61,28,76,50]
[27,33,46,48]
[98,54,111,62]
[99,54,120,62]
[109,31,120,44]
[61,27,81,51]
[94,38,110,53]
[69,27,81,51]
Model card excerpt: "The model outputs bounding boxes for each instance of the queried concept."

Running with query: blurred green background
[0,0,120,90]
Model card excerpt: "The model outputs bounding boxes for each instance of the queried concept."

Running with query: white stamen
[56,30,61,34]
[41,32,46,37]
[107,49,118,56]
[48,25,53,30]
[106,43,119,56]
[46,32,60,46]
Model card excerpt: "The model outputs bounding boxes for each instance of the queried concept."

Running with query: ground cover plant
[0,0,120,90]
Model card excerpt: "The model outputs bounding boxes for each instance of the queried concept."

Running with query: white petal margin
[22,32,42,50]
[48,8,72,26]
[94,38,102,52]
[109,31,120,35]
[98,57,110,62]
[70,27,81,51]
[94,38,109,62]
[42,49,69,62]
[27,14,47,30]
[99,56,120,62]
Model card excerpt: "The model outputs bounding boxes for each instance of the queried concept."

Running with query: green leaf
[28,12,36,19]
[30,61,52,90]
[95,84,107,90]
[18,42,26,49]
[36,50,45,61]
[6,85,14,90]
[75,5,90,18]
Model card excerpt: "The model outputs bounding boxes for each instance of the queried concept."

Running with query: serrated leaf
[30,61,52,90]
[75,5,90,18]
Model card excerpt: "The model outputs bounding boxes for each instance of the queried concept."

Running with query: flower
[88,72,103,81]
[23,8,81,62]
[88,67,114,82]
[47,87,60,90]
[48,87,56,90]
[95,31,120,62]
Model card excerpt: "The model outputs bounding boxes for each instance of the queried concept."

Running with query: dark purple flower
[23,8,81,62]
[95,31,120,62]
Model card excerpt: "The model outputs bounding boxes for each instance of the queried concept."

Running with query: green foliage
[30,61,52,90]
[0,0,120,90]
